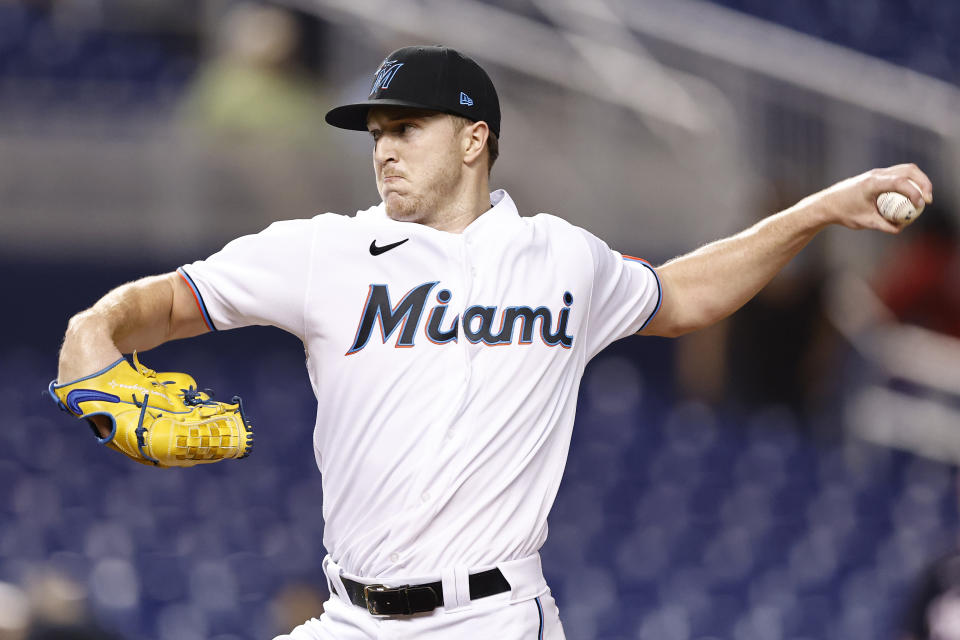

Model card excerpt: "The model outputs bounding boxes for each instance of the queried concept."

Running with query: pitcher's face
[368,107,465,223]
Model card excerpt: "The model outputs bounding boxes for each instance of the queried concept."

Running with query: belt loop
[323,555,350,603]
[440,566,471,612]
[454,565,471,609]
[440,568,457,612]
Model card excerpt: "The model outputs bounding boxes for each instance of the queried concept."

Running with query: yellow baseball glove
[49,354,253,468]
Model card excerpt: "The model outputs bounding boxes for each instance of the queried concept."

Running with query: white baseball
[877,179,924,226]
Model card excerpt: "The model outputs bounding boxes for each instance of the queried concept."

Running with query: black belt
[337,568,511,615]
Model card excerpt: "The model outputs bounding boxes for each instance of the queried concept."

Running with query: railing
[3,0,957,268]
[827,272,960,463]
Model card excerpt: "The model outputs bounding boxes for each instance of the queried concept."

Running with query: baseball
[877,179,924,226]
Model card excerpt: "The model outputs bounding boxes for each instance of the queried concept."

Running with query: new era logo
[459,92,474,106]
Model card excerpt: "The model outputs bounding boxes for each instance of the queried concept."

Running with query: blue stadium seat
[2,334,958,638]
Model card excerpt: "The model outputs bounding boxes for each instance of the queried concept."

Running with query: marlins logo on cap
[370,60,404,96]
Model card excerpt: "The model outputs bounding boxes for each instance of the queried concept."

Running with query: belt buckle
[363,584,411,616]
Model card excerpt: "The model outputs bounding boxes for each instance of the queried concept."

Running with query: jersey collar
[363,189,522,239]
[464,189,520,238]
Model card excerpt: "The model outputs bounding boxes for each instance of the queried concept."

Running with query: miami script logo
[346,282,574,354]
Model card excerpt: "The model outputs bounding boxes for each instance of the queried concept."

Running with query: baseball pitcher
[51,46,932,639]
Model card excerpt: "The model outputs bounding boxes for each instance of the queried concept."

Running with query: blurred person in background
[180,2,335,224]
[23,569,121,640]
[270,582,328,638]
[675,184,838,420]
[0,573,122,640]
[181,2,327,143]
[903,551,960,640]
[0,582,29,640]
[874,203,960,338]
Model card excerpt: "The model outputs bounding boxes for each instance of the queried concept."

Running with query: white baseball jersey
[179,189,661,579]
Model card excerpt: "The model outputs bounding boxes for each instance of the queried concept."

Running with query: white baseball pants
[273,554,566,640]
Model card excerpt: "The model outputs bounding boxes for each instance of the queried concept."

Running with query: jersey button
[389,553,400,563]
[420,491,431,503]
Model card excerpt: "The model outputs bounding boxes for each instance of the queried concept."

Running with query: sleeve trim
[177,267,217,332]
[622,255,662,331]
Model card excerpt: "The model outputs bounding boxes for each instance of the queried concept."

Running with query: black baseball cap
[325,45,501,138]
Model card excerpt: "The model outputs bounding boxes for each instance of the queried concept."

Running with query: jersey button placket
[454,239,475,442]
[466,235,478,277]
[458,234,482,446]
[405,239,465,510]
[459,238,477,362]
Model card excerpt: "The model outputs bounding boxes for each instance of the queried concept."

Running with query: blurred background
[2,0,960,638]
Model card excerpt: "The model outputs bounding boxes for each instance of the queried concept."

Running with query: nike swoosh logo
[65,389,121,415]
[369,238,409,256]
